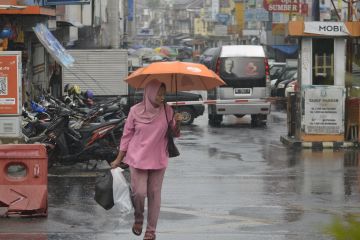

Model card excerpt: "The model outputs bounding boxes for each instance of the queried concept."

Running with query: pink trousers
[130,167,166,234]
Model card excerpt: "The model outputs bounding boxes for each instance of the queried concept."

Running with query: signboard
[302,86,345,134]
[304,22,349,36]
[128,0,134,21]
[0,116,22,138]
[235,2,245,31]
[216,13,230,25]
[0,52,21,115]
[33,23,75,69]
[44,0,90,5]
[245,8,269,22]
[214,25,228,36]
[272,23,286,35]
[263,0,300,13]
[272,12,286,23]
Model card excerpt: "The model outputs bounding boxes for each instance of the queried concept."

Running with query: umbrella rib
[138,74,151,88]
[198,74,208,91]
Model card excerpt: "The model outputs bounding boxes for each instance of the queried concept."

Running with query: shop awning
[270,45,298,55]
[33,23,75,69]
[0,5,55,16]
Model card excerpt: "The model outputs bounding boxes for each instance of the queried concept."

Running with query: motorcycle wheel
[46,145,59,168]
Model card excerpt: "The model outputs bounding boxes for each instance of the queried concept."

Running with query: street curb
[280,135,359,149]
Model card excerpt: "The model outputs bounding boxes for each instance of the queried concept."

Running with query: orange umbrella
[125,61,225,92]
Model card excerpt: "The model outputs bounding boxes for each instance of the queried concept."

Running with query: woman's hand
[110,159,121,169]
[110,150,127,169]
[174,112,183,123]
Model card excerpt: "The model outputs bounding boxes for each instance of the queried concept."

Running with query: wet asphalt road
[1,107,360,240]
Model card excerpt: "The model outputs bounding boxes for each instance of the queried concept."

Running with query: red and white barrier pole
[167,98,270,106]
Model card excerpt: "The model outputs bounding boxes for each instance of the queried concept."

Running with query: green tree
[324,215,360,240]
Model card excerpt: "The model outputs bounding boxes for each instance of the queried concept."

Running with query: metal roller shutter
[62,49,128,96]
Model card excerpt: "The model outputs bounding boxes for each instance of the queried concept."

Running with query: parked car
[123,90,205,125]
[269,62,286,80]
[285,80,298,97]
[271,67,297,96]
[204,45,271,126]
[275,72,297,97]
[199,47,219,69]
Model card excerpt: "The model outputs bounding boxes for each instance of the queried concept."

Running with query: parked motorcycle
[27,106,126,167]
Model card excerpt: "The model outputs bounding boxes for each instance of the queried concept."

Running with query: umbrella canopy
[125,61,225,92]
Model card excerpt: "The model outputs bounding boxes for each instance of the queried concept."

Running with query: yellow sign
[235,2,245,33]
[272,23,286,35]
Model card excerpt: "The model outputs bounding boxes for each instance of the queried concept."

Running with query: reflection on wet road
[0,110,359,240]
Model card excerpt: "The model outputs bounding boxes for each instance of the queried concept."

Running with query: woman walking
[111,79,182,240]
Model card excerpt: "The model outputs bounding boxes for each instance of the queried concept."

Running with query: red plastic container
[0,144,48,217]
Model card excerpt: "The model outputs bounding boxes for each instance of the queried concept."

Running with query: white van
[207,45,271,126]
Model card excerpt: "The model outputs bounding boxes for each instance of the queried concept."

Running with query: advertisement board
[304,22,349,36]
[0,52,21,115]
[245,8,269,22]
[302,86,345,135]
[44,0,90,5]
[235,2,245,31]
[263,0,300,13]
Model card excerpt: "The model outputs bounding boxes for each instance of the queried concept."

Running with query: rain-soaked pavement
[1,106,360,240]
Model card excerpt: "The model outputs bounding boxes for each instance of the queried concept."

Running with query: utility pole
[108,0,120,49]
[347,0,353,72]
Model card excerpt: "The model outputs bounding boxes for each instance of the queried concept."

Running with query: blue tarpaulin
[33,23,75,69]
[270,45,298,55]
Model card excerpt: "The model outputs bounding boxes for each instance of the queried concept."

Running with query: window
[220,57,265,80]
[312,38,334,85]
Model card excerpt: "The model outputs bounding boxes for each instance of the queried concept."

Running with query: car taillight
[288,80,296,87]
[294,81,299,92]
[264,58,270,82]
[215,58,221,75]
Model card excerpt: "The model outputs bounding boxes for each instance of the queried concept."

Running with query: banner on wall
[235,2,245,32]
[0,52,21,115]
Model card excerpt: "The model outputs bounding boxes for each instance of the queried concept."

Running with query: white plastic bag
[111,167,132,215]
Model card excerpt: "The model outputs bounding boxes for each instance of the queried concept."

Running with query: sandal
[143,231,156,240]
[132,222,143,236]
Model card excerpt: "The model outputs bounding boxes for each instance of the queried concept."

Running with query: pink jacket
[119,104,179,169]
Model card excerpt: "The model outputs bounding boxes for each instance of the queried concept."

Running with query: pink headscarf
[132,79,164,123]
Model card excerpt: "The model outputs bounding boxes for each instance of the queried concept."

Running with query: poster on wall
[0,52,21,115]
[302,86,345,135]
